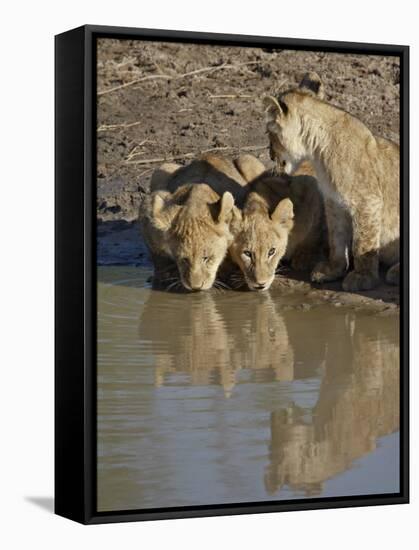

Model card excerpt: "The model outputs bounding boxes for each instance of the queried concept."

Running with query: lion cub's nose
[190,282,204,291]
[254,282,268,290]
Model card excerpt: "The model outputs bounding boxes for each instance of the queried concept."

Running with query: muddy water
[97,266,400,512]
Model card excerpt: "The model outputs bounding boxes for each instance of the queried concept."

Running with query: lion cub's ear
[299,72,325,99]
[271,198,294,229]
[229,205,243,236]
[263,95,284,120]
[151,193,180,231]
[210,191,235,224]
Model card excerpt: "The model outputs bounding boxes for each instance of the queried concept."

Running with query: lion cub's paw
[386,263,399,286]
[311,261,346,283]
[342,270,380,292]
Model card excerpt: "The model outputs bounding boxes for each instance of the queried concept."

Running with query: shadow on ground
[97,219,150,267]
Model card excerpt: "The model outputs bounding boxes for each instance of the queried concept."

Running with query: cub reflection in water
[264,313,399,496]
[138,289,398,496]
[138,290,298,397]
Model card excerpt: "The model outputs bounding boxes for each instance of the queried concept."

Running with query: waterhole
[97,266,399,511]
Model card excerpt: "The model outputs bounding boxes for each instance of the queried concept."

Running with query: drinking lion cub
[140,153,325,291]
[264,72,400,291]
[230,170,326,290]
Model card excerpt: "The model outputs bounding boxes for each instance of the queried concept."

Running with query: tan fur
[264,72,400,291]
[233,153,266,182]
[158,153,265,207]
[230,171,326,290]
[139,182,237,291]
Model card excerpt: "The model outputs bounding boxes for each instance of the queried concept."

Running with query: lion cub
[139,184,236,291]
[230,171,326,291]
[264,72,400,291]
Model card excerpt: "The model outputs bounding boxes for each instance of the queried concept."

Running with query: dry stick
[126,139,151,161]
[115,57,137,69]
[124,144,267,165]
[98,74,172,96]
[137,168,153,179]
[97,61,260,96]
[97,120,142,132]
[125,152,195,165]
[209,94,254,99]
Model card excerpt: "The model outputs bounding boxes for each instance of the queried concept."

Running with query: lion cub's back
[150,153,266,207]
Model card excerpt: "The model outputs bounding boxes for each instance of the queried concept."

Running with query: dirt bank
[97,39,399,221]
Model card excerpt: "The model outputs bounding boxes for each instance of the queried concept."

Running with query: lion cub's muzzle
[248,283,269,291]
[246,275,274,292]
[252,282,268,291]
[181,270,213,292]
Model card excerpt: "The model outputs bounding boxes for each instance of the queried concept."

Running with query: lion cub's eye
[203,256,210,263]
[243,250,252,259]
[268,248,276,257]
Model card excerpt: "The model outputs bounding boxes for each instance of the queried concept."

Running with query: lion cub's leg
[311,199,350,283]
[386,262,399,286]
[342,198,381,291]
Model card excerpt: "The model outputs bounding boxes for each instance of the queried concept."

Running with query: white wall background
[0,0,416,547]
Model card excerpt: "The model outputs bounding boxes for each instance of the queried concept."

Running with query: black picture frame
[55,24,409,525]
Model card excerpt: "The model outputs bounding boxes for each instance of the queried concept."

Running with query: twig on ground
[126,139,151,161]
[125,153,195,165]
[97,120,142,132]
[115,57,137,69]
[98,74,172,96]
[97,61,261,96]
[137,168,153,179]
[209,94,254,99]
